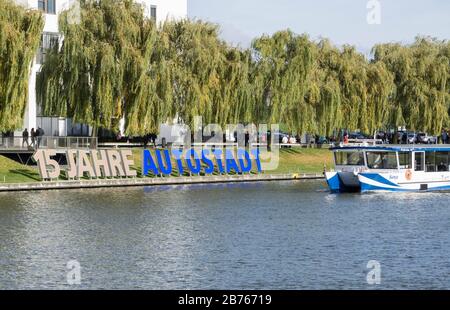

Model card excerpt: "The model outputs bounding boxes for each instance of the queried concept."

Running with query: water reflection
[1,180,450,289]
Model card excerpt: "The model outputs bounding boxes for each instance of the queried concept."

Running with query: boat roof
[330,144,450,152]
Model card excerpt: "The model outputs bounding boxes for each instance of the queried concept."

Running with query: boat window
[415,152,424,171]
[366,152,398,169]
[425,152,435,172]
[334,151,365,166]
[422,151,450,172]
[435,152,449,172]
[398,152,412,169]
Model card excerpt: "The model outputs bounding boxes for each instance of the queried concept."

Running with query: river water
[1,180,450,289]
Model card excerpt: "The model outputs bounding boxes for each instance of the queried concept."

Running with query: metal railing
[96,141,333,149]
[0,136,97,150]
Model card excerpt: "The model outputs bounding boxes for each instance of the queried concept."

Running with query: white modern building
[14,0,187,137]
[136,0,187,23]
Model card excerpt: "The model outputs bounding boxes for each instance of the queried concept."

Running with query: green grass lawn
[0,155,41,183]
[0,147,332,184]
[272,147,333,174]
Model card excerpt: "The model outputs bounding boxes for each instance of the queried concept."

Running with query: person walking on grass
[22,128,29,148]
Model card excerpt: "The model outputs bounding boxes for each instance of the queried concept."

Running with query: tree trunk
[91,125,98,138]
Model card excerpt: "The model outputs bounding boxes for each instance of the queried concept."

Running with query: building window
[37,32,59,64]
[38,0,45,11]
[150,5,157,21]
[38,0,56,15]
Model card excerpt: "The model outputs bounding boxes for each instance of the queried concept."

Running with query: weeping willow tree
[134,23,175,134]
[373,37,450,135]
[36,0,448,137]
[331,46,369,133]
[251,31,315,133]
[365,62,395,132]
[37,1,255,134]
[159,20,227,128]
[250,33,448,136]
[0,0,44,132]
[211,47,254,126]
[37,0,161,135]
[296,38,394,137]
[305,39,343,136]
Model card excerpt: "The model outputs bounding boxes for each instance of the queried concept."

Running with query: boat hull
[325,171,360,193]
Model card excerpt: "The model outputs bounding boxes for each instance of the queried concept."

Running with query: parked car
[374,131,393,144]
[375,131,386,140]
[348,132,369,140]
[397,132,416,144]
[398,131,417,144]
[406,132,417,144]
[417,132,437,144]
[272,132,287,143]
[317,136,329,145]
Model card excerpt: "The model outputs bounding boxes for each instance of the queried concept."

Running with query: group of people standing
[21,127,45,148]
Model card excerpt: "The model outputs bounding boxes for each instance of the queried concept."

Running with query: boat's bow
[325,171,342,193]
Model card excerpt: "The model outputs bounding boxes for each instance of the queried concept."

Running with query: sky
[188,0,450,55]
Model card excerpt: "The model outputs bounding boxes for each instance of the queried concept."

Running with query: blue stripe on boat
[359,173,399,187]
[360,183,407,192]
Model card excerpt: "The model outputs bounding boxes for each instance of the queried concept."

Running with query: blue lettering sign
[171,149,184,175]
[213,149,225,174]
[202,150,215,175]
[238,149,252,173]
[156,149,172,175]
[142,148,261,176]
[225,149,241,174]
[186,148,201,174]
[142,149,159,175]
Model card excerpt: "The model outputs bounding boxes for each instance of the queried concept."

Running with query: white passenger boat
[325,145,450,193]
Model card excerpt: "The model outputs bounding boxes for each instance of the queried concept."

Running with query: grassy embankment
[0,155,41,183]
[0,147,333,183]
